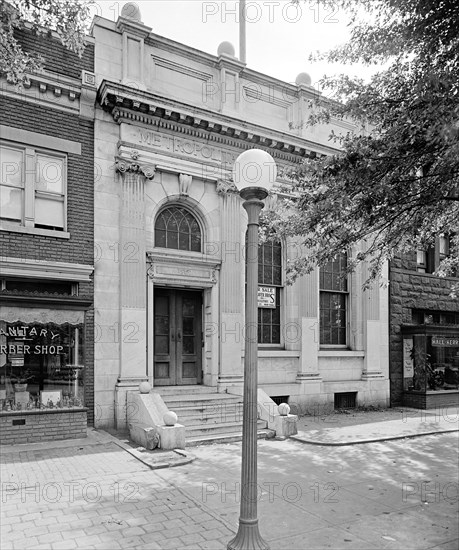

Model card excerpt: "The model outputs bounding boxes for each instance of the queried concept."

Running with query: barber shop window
[154,206,201,252]
[320,253,348,346]
[0,321,85,412]
[258,240,282,345]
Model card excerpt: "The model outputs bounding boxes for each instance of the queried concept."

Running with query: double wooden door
[154,289,203,385]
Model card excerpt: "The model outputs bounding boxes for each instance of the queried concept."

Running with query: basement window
[270,395,290,406]
[334,392,357,409]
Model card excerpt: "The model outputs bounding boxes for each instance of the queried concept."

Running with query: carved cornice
[1,69,96,119]
[97,80,337,161]
[147,251,220,288]
[116,16,152,38]
[115,151,156,180]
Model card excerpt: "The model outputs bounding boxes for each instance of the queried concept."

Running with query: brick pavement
[0,431,234,550]
[2,426,457,549]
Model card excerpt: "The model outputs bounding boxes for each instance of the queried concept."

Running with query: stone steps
[186,429,274,447]
[161,393,243,410]
[186,419,268,438]
[155,387,273,446]
[155,385,216,396]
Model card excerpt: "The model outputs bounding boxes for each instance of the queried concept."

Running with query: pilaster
[297,266,321,380]
[218,191,244,387]
[114,151,156,429]
[361,260,384,379]
[216,54,245,115]
[116,15,152,90]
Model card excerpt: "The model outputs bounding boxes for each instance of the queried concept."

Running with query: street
[1,431,458,549]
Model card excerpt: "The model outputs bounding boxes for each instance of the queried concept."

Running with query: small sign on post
[257,286,276,308]
[403,338,414,378]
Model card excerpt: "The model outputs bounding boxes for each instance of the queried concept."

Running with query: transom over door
[154,289,203,385]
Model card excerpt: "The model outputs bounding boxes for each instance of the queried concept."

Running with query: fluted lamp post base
[227,519,270,550]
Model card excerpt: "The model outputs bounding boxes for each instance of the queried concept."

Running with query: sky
[93,0,378,90]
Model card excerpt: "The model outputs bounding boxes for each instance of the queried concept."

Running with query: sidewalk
[292,406,459,445]
[1,410,458,550]
[1,430,234,550]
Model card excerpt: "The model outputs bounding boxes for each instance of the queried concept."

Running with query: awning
[0,306,84,325]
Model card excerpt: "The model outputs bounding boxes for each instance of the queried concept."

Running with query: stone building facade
[390,249,459,409]
[0,25,96,442]
[91,5,390,430]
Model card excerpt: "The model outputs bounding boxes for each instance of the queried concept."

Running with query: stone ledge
[0,408,87,417]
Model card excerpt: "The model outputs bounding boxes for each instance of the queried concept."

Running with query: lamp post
[228,149,277,550]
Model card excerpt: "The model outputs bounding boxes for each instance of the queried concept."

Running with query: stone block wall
[389,252,459,405]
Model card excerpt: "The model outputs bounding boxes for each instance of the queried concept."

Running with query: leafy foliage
[0,0,92,84]
[270,0,459,292]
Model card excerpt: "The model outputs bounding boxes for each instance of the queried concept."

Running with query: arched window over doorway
[154,206,201,252]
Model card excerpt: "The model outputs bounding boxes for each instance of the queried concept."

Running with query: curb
[291,427,459,446]
[99,429,196,469]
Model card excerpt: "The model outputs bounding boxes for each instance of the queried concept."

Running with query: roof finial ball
[295,72,312,87]
[217,41,236,58]
[121,2,142,22]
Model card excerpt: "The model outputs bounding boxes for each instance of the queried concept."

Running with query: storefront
[401,325,459,408]
[0,291,92,444]
[0,20,95,443]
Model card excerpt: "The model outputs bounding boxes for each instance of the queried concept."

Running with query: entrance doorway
[153,288,203,385]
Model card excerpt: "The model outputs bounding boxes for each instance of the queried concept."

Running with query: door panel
[178,293,201,384]
[153,291,175,385]
[154,289,202,385]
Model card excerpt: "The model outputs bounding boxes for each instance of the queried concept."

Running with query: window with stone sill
[0,142,66,232]
[417,235,455,275]
[257,240,282,345]
[319,253,348,346]
[412,309,459,326]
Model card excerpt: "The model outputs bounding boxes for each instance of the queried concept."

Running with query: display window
[0,320,85,412]
[403,330,459,392]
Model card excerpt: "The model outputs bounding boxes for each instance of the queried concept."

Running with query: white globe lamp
[232,149,277,199]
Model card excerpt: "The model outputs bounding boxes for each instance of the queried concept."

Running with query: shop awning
[0,306,84,325]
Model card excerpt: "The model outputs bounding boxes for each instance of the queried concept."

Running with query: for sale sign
[258,286,276,308]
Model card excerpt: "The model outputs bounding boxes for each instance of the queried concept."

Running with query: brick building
[0,25,96,443]
[390,244,459,409]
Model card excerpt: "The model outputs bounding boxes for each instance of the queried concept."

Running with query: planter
[14,383,28,392]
